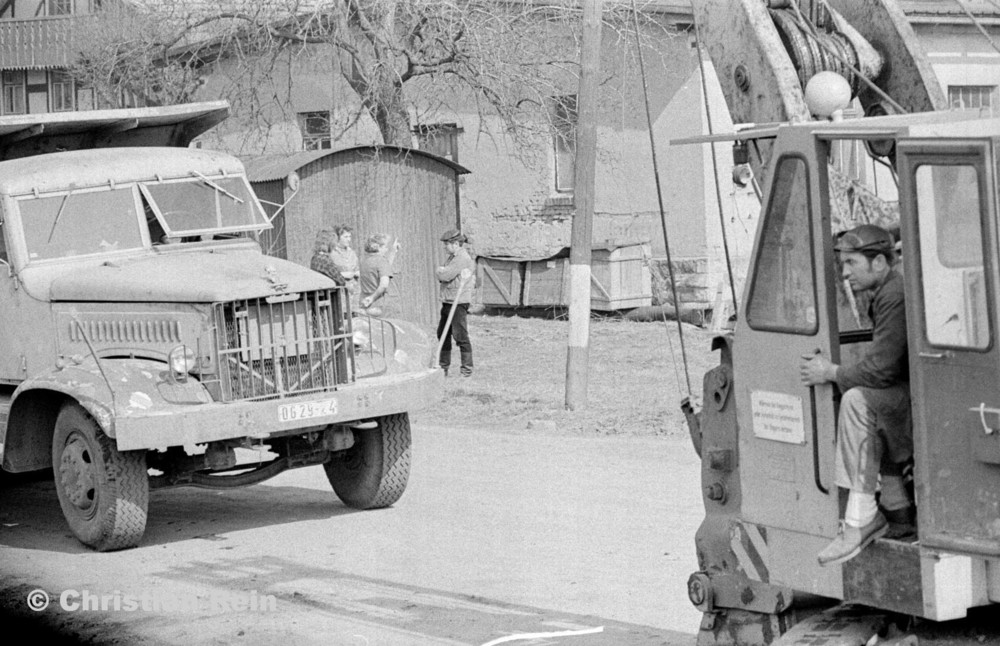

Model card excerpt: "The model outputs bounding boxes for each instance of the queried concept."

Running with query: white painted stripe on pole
[568,263,591,347]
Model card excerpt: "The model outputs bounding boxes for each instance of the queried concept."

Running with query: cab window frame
[910,156,994,353]
[745,154,819,335]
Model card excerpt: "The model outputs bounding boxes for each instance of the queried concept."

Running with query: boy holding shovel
[435,229,476,377]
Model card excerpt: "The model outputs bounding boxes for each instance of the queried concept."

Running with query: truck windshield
[140,176,268,237]
[19,188,143,261]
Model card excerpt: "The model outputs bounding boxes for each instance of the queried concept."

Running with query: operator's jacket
[436,247,475,304]
[837,270,910,450]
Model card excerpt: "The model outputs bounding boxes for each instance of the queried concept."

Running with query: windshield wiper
[47,188,74,243]
[191,171,244,204]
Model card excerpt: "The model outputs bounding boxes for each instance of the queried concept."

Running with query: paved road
[0,423,704,645]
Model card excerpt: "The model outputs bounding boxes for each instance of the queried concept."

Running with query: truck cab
[688,109,1000,644]
[0,103,441,551]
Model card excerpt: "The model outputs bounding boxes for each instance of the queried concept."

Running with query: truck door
[898,139,1000,556]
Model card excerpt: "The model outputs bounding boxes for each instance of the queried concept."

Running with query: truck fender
[2,357,211,472]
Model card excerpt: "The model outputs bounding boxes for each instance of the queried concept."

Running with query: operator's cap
[833,224,894,253]
[440,228,466,243]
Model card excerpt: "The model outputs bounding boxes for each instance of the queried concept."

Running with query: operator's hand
[361,296,373,308]
[800,352,836,386]
[460,268,473,281]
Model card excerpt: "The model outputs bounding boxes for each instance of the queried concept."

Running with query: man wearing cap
[800,223,913,566]
[436,229,476,377]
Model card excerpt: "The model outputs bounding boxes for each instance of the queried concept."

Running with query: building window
[949,85,998,114]
[298,111,331,150]
[414,123,462,163]
[50,71,75,112]
[48,0,72,15]
[2,71,26,115]
[77,86,95,111]
[551,95,577,193]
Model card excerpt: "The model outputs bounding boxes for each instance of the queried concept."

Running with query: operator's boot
[460,351,473,378]
[439,350,451,377]
[879,464,916,540]
[882,505,917,541]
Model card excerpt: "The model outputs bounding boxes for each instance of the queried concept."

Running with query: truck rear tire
[324,413,410,509]
[52,403,149,551]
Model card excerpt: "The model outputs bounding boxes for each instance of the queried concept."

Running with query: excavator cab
[687,111,1000,645]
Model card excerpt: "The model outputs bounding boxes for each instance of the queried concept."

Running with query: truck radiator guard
[213,289,352,401]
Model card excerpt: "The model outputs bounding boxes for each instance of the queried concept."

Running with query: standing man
[436,229,476,377]
[800,224,913,566]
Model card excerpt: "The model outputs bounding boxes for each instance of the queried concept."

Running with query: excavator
[681,1,1000,644]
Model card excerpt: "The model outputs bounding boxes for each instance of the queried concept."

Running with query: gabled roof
[244,145,470,183]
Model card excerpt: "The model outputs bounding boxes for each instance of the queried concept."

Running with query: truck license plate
[278,398,338,423]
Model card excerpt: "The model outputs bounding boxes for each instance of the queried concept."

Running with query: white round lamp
[804,71,852,120]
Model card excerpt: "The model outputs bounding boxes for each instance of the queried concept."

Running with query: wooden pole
[565,0,602,411]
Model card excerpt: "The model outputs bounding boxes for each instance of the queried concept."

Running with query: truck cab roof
[0,146,248,196]
[0,147,245,195]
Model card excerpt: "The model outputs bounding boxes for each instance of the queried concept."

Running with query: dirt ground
[412,311,720,436]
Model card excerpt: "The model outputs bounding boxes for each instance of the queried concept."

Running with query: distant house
[188,4,758,316]
[0,0,145,114]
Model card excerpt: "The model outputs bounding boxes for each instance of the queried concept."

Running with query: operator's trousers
[437,302,473,376]
[834,384,912,494]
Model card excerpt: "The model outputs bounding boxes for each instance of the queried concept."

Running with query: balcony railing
[0,15,94,69]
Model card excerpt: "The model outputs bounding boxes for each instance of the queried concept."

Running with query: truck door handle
[809,388,830,495]
[919,351,946,359]
[970,403,1000,435]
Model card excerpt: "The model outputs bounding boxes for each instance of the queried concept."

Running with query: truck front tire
[324,413,411,509]
[52,403,149,551]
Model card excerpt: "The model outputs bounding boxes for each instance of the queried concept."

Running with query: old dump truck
[682,1,1000,645]
[0,101,441,551]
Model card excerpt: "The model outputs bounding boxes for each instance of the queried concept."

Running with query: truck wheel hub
[59,436,97,512]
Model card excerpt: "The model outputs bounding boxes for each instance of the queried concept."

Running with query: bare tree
[70,1,677,151]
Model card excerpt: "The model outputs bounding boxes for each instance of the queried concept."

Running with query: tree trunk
[371,79,411,146]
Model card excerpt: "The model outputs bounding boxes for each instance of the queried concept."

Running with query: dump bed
[0,101,229,160]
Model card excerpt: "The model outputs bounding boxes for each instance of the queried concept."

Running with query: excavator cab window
[913,163,990,350]
[746,155,817,334]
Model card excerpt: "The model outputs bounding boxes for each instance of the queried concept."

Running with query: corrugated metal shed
[245,145,470,331]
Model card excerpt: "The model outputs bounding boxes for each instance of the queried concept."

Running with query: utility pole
[565,0,602,410]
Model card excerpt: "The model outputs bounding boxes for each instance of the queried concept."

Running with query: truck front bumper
[113,368,443,451]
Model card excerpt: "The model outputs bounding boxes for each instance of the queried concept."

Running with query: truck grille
[214,289,352,402]
[69,317,182,344]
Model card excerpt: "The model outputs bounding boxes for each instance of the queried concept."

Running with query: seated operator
[799,224,914,566]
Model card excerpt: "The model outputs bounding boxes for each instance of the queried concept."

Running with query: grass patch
[411,312,718,436]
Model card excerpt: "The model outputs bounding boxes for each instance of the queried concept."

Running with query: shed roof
[243,145,470,182]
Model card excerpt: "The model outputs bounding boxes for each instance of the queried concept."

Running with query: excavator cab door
[898,138,1000,556]
[734,132,843,596]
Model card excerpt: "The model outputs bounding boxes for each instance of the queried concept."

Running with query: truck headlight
[352,323,370,349]
[168,345,196,381]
